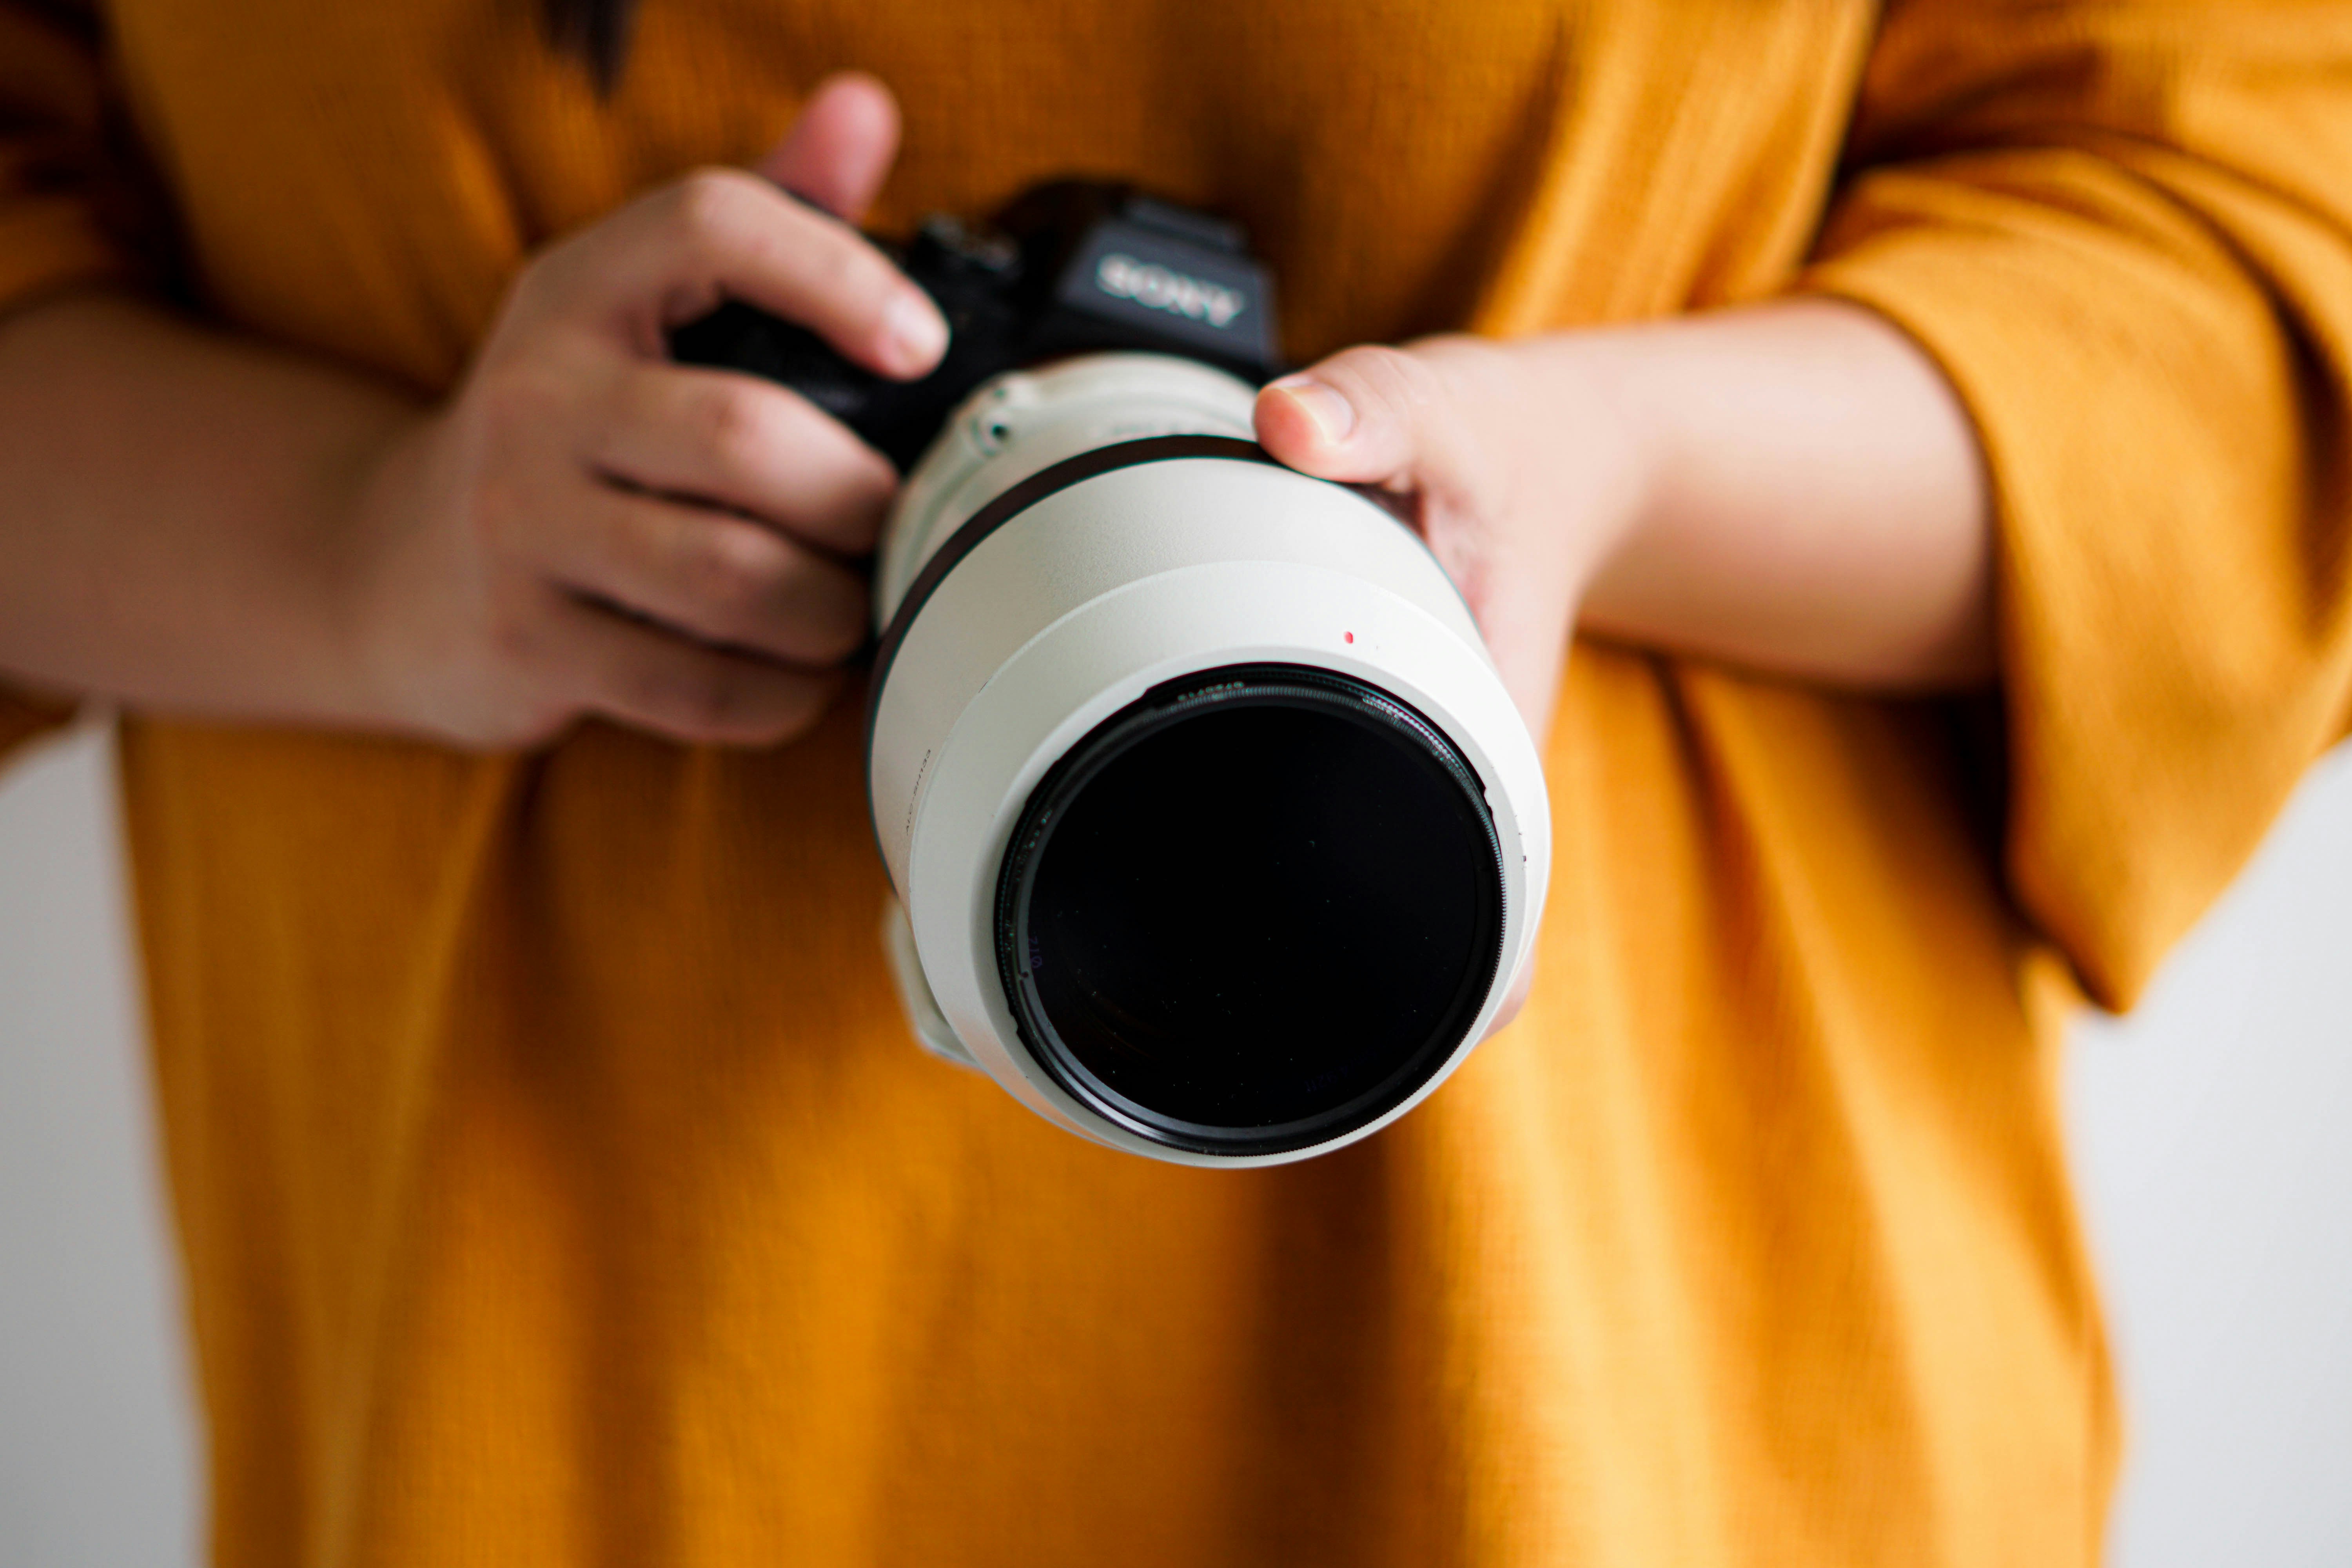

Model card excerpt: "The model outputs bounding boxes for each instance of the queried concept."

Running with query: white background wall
[2,720,2348,1565]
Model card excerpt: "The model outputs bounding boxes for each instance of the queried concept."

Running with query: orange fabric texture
[6,2,2352,1563]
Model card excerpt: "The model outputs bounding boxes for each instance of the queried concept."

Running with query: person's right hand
[339,73,943,750]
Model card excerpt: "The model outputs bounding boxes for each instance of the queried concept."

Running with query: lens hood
[867,355,1550,1165]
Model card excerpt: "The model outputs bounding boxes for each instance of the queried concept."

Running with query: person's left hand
[1255,335,1654,1035]
[1254,336,1654,747]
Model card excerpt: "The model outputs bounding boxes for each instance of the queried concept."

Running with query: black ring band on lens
[867,436,1281,736]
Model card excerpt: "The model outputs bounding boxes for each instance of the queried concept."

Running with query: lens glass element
[996,665,1506,1154]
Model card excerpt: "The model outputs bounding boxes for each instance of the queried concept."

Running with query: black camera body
[669,181,1285,471]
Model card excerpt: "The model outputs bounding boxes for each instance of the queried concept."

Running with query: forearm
[1572,298,1994,688]
[0,291,417,722]
[6,285,1988,743]
[1260,294,1996,742]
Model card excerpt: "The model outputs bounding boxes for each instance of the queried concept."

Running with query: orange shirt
[6,2,2352,1563]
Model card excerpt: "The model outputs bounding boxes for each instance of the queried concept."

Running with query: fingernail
[1272,375,1355,444]
[882,290,949,376]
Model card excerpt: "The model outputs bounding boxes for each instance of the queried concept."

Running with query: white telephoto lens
[866,353,1550,1166]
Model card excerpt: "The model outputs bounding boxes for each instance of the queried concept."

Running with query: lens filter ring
[994,662,1507,1156]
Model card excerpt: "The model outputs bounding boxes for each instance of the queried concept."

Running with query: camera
[673,182,1551,1166]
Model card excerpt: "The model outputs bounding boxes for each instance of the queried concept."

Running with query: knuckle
[1417,335,1505,409]
[1345,344,1440,413]
[669,168,758,244]
[694,380,775,472]
[671,168,839,290]
[689,526,791,622]
[804,228,891,315]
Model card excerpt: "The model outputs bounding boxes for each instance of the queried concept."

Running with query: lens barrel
[864,354,1550,1166]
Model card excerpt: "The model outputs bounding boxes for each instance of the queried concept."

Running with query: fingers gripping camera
[676,185,1550,1165]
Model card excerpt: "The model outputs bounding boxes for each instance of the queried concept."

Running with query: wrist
[1551,329,1678,597]
[319,406,444,735]
[1450,328,1673,607]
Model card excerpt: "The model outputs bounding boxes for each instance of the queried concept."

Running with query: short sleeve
[1799,1,2352,1008]
[2,0,159,764]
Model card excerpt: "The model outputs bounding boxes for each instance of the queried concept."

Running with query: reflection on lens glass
[997,666,1504,1154]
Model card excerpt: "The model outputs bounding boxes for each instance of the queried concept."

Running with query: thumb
[1254,345,1445,488]
[1261,343,1565,741]
[757,73,902,223]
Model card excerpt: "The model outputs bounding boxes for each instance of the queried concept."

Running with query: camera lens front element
[995,665,1508,1156]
